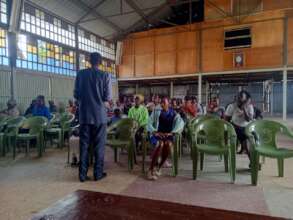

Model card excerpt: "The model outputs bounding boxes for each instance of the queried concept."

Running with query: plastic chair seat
[197,144,228,154]
[46,128,61,133]
[256,146,293,158]
[17,133,38,140]
[107,139,130,147]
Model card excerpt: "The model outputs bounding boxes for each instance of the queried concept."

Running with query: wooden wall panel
[155,52,176,75]
[202,27,224,72]
[118,55,134,78]
[288,18,293,65]
[135,54,154,77]
[134,37,154,55]
[263,0,293,11]
[123,39,134,55]
[155,35,176,52]
[177,31,196,50]
[245,46,283,68]
[205,0,231,20]
[252,20,283,48]
[177,50,197,74]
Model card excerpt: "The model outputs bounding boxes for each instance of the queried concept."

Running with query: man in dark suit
[74,52,112,182]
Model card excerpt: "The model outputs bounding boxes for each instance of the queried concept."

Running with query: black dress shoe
[79,176,91,182]
[94,172,107,181]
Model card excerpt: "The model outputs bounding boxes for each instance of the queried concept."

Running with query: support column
[283,68,287,121]
[198,75,202,104]
[8,32,17,100]
[270,82,274,116]
[135,84,139,94]
[170,81,174,98]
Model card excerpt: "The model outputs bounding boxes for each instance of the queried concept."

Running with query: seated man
[24,99,36,116]
[128,94,149,152]
[32,95,51,120]
[109,108,122,125]
[147,97,184,180]
[183,96,197,119]
[0,99,20,117]
[49,100,58,113]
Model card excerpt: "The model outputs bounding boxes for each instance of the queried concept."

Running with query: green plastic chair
[245,120,293,185]
[192,119,237,182]
[186,115,219,159]
[45,113,74,150]
[0,116,12,156]
[141,129,183,176]
[15,116,48,159]
[107,118,138,171]
[3,116,26,157]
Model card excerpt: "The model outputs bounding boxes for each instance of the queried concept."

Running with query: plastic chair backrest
[21,116,48,134]
[115,118,138,141]
[60,113,75,129]
[245,120,292,149]
[5,116,26,135]
[195,119,236,148]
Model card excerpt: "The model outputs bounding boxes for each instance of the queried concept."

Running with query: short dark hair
[238,90,251,100]
[90,52,102,66]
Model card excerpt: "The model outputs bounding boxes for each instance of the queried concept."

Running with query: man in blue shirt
[74,52,112,182]
[32,95,51,120]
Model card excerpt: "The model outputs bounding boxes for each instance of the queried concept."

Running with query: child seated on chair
[147,97,184,180]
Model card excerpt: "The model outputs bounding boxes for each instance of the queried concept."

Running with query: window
[79,52,116,77]
[0,0,8,24]
[16,34,76,76]
[224,27,251,50]
[0,27,8,65]
[20,2,76,48]
[78,28,115,61]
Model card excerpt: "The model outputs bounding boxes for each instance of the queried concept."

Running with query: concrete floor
[1,129,293,220]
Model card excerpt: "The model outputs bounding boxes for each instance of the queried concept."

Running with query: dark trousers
[79,123,107,180]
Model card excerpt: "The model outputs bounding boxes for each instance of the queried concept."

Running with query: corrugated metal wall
[0,69,11,109]
[0,68,75,113]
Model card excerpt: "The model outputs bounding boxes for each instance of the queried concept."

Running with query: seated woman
[147,97,184,180]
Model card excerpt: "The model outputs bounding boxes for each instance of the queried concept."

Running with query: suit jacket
[74,68,112,125]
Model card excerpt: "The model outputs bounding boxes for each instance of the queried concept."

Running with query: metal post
[8,32,17,100]
[135,84,139,94]
[283,68,287,121]
[270,82,274,116]
[198,75,202,104]
[74,24,80,72]
[170,81,174,98]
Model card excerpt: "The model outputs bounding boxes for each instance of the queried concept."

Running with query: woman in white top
[224,91,254,164]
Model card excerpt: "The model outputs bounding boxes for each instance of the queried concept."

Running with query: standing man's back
[74,52,112,182]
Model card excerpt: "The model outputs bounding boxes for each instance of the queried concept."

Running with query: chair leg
[200,152,204,171]
[37,136,42,157]
[192,148,198,180]
[251,151,260,185]
[224,154,228,173]
[12,138,16,160]
[171,137,179,177]
[277,158,284,177]
[229,149,236,183]
[142,140,146,174]
[67,141,70,164]
[114,147,118,163]
[26,140,30,157]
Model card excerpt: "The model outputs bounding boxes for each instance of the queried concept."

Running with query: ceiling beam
[71,0,123,33]
[206,0,232,18]
[76,0,107,24]
[124,0,149,24]
[113,1,170,40]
